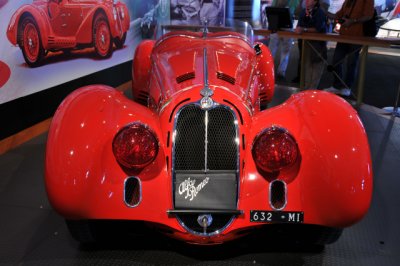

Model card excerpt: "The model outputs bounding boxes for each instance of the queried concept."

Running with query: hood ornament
[201,18,209,38]
[200,48,214,110]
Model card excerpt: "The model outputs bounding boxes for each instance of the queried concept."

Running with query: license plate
[250,210,304,223]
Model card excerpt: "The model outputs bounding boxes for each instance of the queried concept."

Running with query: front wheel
[93,14,113,58]
[19,16,45,67]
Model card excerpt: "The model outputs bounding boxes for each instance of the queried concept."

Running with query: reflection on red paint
[0,61,11,88]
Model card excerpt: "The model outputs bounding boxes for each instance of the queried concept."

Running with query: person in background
[292,0,330,83]
[199,0,224,26]
[268,0,300,81]
[323,0,374,97]
[295,0,328,89]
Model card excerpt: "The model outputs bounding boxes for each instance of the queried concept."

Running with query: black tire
[66,220,97,244]
[92,13,113,58]
[114,32,127,49]
[18,16,45,67]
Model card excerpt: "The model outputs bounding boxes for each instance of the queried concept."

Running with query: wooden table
[254,29,400,107]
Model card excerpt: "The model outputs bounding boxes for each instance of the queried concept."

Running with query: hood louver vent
[217,72,235,85]
[137,90,149,106]
[176,72,195,84]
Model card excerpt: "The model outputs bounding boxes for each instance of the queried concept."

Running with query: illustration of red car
[45,21,372,245]
[7,0,130,67]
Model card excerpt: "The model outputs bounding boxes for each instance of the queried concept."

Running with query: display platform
[0,86,400,265]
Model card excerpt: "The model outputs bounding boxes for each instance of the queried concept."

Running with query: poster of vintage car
[0,0,169,105]
[170,0,225,26]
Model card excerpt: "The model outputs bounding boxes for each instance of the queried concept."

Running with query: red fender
[75,8,97,44]
[132,40,155,104]
[76,7,113,44]
[255,42,275,107]
[75,3,129,44]
[115,3,130,33]
[45,85,166,218]
[245,90,372,227]
[7,5,51,47]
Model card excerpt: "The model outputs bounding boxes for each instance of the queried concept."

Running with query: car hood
[151,32,256,103]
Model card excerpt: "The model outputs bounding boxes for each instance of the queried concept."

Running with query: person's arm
[341,15,371,27]
[341,0,374,28]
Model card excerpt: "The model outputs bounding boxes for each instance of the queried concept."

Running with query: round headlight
[252,127,299,173]
[112,123,159,170]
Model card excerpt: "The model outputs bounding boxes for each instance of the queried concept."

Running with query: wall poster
[0,0,169,105]
[170,0,225,26]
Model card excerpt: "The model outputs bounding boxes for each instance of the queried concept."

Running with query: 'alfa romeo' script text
[178,177,209,201]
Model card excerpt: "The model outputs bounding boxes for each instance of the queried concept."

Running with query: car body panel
[46,26,372,244]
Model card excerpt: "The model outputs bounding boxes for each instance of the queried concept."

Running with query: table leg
[300,39,306,90]
[356,45,369,108]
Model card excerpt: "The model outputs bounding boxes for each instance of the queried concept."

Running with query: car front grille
[172,103,239,235]
[173,104,238,171]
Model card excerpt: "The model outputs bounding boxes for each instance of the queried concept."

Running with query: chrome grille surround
[171,101,240,236]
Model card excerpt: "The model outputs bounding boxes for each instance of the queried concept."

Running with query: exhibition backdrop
[0,0,166,105]
[0,0,398,106]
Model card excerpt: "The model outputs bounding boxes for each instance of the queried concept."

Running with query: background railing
[254,29,400,108]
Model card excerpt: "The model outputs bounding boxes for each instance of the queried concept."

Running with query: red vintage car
[45,21,372,245]
[7,0,130,67]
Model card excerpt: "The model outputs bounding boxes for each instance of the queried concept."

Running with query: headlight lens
[113,123,159,170]
[252,127,299,173]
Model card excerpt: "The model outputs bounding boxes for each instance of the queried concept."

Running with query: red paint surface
[0,61,11,88]
[45,30,373,245]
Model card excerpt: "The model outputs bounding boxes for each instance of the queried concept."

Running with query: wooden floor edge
[0,118,52,155]
[0,82,131,155]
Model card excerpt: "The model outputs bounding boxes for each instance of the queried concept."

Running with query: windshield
[155,19,254,45]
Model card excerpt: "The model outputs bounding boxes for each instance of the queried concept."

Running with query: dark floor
[1,86,400,265]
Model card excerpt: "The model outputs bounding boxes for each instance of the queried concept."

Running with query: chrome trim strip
[200,48,214,109]
[155,34,197,47]
[124,176,142,208]
[168,209,243,215]
[204,110,209,172]
[177,215,236,237]
[269,180,287,211]
[155,33,253,50]
[203,48,209,90]
[206,35,253,47]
